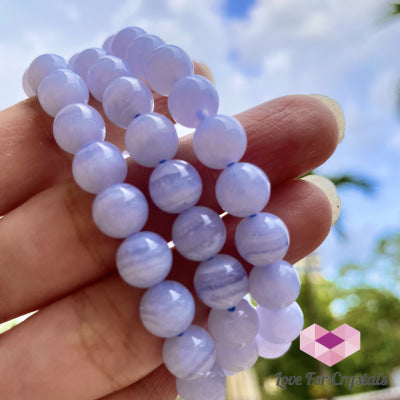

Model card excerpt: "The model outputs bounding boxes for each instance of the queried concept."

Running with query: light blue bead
[176,363,226,400]
[149,160,202,214]
[193,115,247,169]
[235,212,289,266]
[172,206,226,261]
[163,324,216,379]
[140,280,195,338]
[256,335,291,359]
[102,34,115,53]
[72,48,107,82]
[53,103,106,154]
[116,231,172,288]
[168,75,219,128]
[22,69,35,97]
[103,76,154,128]
[28,53,69,93]
[215,162,271,217]
[194,254,248,309]
[86,55,131,101]
[146,45,194,96]
[125,34,164,81]
[68,53,79,67]
[111,27,146,59]
[92,183,148,238]
[72,141,127,194]
[125,113,178,167]
[38,69,89,117]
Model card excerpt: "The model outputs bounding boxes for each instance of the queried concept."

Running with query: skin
[0,62,338,400]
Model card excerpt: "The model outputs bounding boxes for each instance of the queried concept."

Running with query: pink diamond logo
[300,323,360,366]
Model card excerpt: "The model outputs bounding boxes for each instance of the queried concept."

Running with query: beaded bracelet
[24,26,304,400]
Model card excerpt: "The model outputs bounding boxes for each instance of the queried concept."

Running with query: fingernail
[301,174,341,225]
[309,94,345,144]
[194,61,215,84]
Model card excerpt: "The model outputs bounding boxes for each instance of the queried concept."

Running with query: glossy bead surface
[168,75,219,128]
[176,364,226,400]
[116,231,172,288]
[149,160,202,213]
[22,69,35,97]
[172,206,226,261]
[216,162,271,217]
[92,183,148,238]
[103,76,154,128]
[257,302,304,344]
[53,103,106,154]
[86,55,131,101]
[249,261,300,309]
[125,113,178,167]
[193,115,247,169]
[102,34,115,53]
[194,255,248,309]
[125,34,164,81]
[140,280,195,338]
[72,48,107,81]
[72,141,127,194]
[111,26,146,59]
[163,324,216,380]
[256,335,291,359]
[208,299,258,347]
[146,45,194,96]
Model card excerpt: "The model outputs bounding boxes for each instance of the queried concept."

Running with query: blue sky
[1,0,399,295]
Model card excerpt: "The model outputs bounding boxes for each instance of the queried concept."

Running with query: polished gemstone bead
[111,26,146,59]
[28,53,69,93]
[140,280,195,338]
[102,34,115,53]
[125,34,164,81]
[125,113,178,167]
[53,103,106,154]
[86,55,131,101]
[235,212,289,266]
[193,115,247,169]
[215,162,271,217]
[172,206,226,261]
[72,141,127,194]
[68,53,79,67]
[72,48,107,81]
[256,335,291,359]
[103,76,154,128]
[249,261,300,309]
[149,160,202,213]
[116,231,172,288]
[163,324,216,379]
[168,75,219,128]
[38,69,89,117]
[92,183,148,238]
[22,69,35,97]
[194,254,248,309]
[208,299,258,347]
[257,302,304,344]
[176,363,226,400]
[146,45,194,96]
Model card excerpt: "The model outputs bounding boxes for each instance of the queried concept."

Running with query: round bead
[125,34,164,81]
[168,75,219,128]
[125,113,178,167]
[149,160,202,214]
[249,261,300,309]
[53,103,106,154]
[72,141,127,194]
[102,34,115,53]
[163,324,216,380]
[103,76,154,128]
[172,206,226,261]
[215,162,271,217]
[208,299,258,347]
[176,364,226,400]
[257,302,304,344]
[111,27,146,59]
[146,45,194,96]
[194,255,248,309]
[256,335,291,359]
[193,115,247,169]
[86,55,131,101]
[22,69,36,97]
[235,212,289,266]
[68,53,79,67]
[140,280,195,338]
[116,231,172,288]
[92,183,148,239]
[28,53,69,93]
[72,48,107,81]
